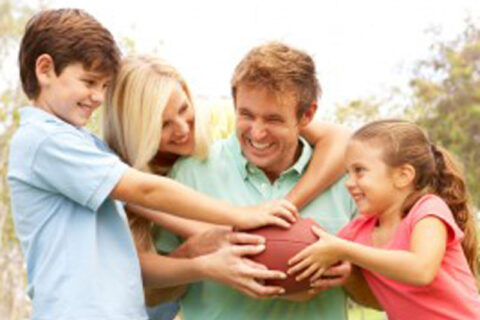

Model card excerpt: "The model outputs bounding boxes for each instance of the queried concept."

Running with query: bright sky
[37,0,480,117]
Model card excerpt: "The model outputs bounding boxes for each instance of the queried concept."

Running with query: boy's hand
[235,199,299,230]
[287,226,341,281]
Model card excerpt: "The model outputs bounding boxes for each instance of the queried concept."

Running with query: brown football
[248,217,320,294]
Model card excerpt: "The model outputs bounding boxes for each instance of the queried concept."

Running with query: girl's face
[158,86,195,156]
[344,140,399,215]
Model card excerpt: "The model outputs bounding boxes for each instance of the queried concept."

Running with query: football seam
[264,239,315,245]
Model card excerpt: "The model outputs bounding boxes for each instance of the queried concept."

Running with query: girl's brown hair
[353,119,479,277]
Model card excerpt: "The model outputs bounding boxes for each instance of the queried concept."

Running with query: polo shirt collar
[19,106,59,125]
[225,133,313,180]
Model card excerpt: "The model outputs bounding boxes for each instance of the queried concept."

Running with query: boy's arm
[111,168,296,229]
[286,121,351,208]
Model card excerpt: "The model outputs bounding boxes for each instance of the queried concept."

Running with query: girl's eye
[82,79,95,86]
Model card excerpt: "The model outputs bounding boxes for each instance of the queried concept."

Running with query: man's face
[235,85,310,180]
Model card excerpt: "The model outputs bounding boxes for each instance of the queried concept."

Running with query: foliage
[335,18,480,208]
[408,18,480,208]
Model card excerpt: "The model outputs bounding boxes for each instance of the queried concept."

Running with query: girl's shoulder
[407,194,463,243]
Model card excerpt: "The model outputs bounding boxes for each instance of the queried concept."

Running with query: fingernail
[281,273,287,279]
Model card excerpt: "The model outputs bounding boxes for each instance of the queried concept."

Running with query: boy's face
[36,61,111,127]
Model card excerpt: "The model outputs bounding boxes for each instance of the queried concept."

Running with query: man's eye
[163,121,172,128]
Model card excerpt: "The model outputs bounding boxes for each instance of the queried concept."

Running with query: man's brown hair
[19,8,121,99]
[231,42,321,119]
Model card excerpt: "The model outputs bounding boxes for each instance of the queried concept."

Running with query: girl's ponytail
[431,145,478,278]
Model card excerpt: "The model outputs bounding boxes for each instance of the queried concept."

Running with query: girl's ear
[35,54,55,87]
[393,164,416,189]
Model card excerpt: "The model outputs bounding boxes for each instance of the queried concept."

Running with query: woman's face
[158,85,196,156]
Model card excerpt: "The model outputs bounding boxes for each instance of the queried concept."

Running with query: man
[168,42,358,320]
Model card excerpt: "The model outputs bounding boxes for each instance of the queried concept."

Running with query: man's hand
[196,243,287,298]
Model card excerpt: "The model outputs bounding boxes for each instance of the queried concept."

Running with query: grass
[348,306,387,320]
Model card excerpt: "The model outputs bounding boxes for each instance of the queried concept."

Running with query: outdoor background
[1,0,479,319]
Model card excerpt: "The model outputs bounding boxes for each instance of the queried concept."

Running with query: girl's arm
[111,168,297,229]
[286,120,351,208]
[289,218,447,286]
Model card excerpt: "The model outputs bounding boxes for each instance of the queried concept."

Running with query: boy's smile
[35,60,110,127]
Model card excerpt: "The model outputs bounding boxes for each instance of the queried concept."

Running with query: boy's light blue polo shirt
[7,107,147,320]
[165,134,356,320]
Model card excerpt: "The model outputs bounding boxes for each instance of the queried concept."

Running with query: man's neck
[263,140,303,183]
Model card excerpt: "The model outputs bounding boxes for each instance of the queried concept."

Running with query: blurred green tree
[335,18,480,208]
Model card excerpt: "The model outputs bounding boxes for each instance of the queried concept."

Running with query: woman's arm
[289,218,447,286]
[127,204,219,238]
[286,120,351,208]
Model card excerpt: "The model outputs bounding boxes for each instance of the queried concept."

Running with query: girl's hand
[235,199,299,230]
[287,226,342,281]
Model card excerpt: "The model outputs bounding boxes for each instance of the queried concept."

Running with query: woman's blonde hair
[104,55,210,176]
[103,55,211,252]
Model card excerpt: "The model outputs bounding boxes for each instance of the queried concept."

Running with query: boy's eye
[355,167,365,174]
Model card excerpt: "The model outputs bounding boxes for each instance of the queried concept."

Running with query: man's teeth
[250,139,271,150]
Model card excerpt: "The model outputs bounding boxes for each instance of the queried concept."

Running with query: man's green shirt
[161,134,356,320]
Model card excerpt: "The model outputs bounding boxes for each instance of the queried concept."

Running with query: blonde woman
[104,55,351,319]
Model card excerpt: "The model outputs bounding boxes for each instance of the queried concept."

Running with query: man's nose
[250,121,267,140]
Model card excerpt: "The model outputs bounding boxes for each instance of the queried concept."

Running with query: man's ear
[299,101,317,127]
[35,54,55,87]
[393,164,416,189]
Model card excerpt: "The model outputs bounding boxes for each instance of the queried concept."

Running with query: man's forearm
[343,267,382,310]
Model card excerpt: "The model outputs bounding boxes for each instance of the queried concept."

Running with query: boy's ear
[35,54,56,86]
[393,164,416,189]
[299,101,317,128]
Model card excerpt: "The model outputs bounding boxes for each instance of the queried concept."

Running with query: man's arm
[343,266,382,310]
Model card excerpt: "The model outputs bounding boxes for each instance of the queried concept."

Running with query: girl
[288,119,480,319]
[103,55,353,319]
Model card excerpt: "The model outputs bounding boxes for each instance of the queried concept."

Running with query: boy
[8,9,295,319]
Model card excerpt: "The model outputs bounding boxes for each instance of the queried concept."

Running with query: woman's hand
[196,243,287,298]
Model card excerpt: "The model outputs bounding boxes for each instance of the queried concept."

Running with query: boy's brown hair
[231,42,321,119]
[19,8,121,99]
